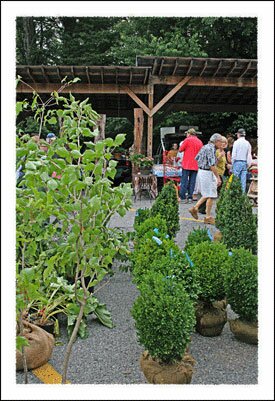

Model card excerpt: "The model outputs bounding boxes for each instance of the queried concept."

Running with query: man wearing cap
[189,133,223,225]
[179,128,203,203]
[232,128,252,192]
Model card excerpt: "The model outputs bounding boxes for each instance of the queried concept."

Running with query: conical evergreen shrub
[216,175,257,254]
[150,181,180,238]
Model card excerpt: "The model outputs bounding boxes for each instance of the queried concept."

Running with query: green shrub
[131,235,178,283]
[151,181,180,238]
[216,175,257,254]
[131,271,195,364]
[224,248,258,322]
[148,250,200,302]
[188,242,230,303]
[133,208,151,230]
[184,228,211,253]
[134,214,168,241]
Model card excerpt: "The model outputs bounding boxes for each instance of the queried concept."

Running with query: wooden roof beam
[199,60,208,76]
[158,58,165,75]
[124,86,151,115]
[26,67,36,83]
[151,76,257,87]
[41,66,50,83]
[149,76,191,117]
[169,103,256,113]
[239,61,252,78]
[57,67,62,82]
[213,60,223,77]
[185,60,194,75]
[226,61,238,77]
[86,66,91,84]
[17,82,150,94]
[172,58,179,75]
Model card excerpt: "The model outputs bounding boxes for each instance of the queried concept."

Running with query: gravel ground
[16,198,258,385]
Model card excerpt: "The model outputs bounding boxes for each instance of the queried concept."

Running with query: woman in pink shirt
[179,128,203,203]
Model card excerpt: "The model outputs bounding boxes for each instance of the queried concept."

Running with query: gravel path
[16,199,258,384]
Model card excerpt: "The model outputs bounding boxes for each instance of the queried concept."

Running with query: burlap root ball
[229,318,258,345]
[16,321,55,370]
[195,301,227,337]
[140,350,195,384]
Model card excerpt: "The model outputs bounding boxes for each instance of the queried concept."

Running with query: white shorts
[197,169,218,198]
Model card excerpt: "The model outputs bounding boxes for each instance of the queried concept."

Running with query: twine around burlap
[229,318,258,345]
[140,350,195,384]
[16,321,55,371]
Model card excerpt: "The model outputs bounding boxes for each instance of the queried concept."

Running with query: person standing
[232,128,252,192]
[179,128,203,203]
[189,133,223,225]
[216,136,228,193]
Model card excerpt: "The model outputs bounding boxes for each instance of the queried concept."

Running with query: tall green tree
[16,17,62,64]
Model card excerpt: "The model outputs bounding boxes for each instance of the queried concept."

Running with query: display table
[132,173,158,200]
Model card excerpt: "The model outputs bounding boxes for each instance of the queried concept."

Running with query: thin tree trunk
[18,314,28,384]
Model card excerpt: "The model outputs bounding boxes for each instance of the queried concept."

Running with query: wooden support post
[147,87,154,157]
[94,114,106,142]
[133,108,144,154]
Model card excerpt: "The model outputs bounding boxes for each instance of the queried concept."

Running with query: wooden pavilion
[16,56,257,156]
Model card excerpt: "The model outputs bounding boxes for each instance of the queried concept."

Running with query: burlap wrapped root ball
[16,321,54,370]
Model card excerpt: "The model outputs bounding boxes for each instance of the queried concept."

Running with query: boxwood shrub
[224,248,258,322]
[184,228,211,253]
[151,181,180,238]
[148,250,200,302]
[188,242,230,303]
[133,208,151,231]
[131,235,179,284]
[134,215,168,241]
[216,175,257,254]
[131,271,195,364]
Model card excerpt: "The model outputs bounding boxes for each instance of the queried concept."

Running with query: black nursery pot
[36,319,55,335]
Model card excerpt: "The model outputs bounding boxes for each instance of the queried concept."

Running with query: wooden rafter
[41,66,50,83]
[185,60,193,75]
[57,67,62,82]
[239,61,252,78]
[199,60,208,77]
[226,61,238,77]
[213,60,223,77]
[158,58,165,75]
[143,68,149,84]
[71,66,75,79]
[172,58,179,75]
[152,59,158,75]
[26,67,35,83]
[86,66,91,84]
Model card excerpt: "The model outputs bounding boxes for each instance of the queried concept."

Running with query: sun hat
[185,128,197,135]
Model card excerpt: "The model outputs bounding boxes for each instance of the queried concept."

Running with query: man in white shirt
[232,128,253,192]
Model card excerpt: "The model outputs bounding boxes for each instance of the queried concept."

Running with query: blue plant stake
[152,236,162,246]
[207,228,213,241]
[182,251,194,267]
[169,248,174,258]
[153,228,159,235]
[228,251,233,256]
[165,234,169,239]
